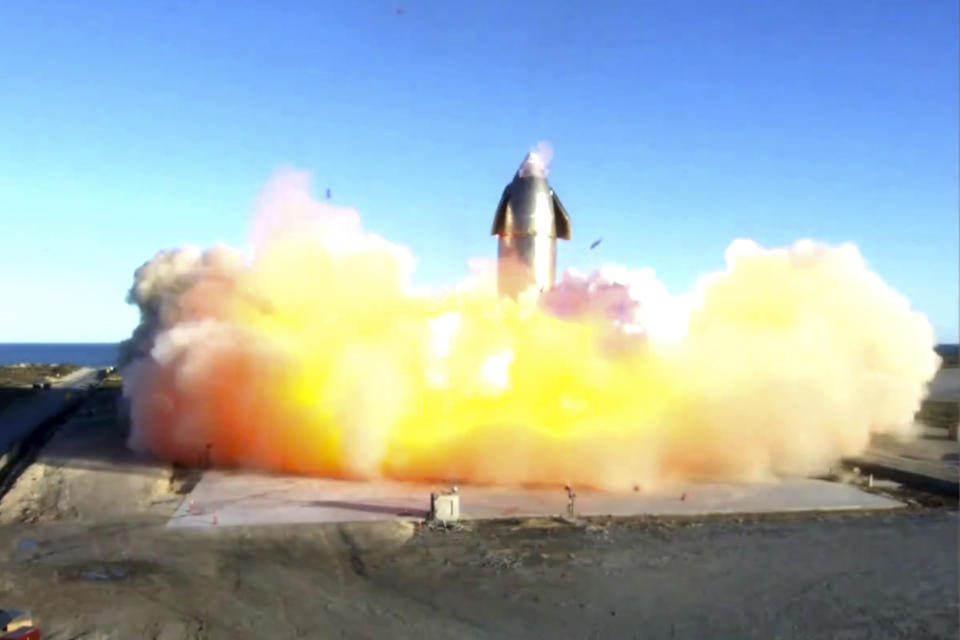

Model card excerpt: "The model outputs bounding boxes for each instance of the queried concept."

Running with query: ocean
[0,342,955,369]
[0,343,120,367]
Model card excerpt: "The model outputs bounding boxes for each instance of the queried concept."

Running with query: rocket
[491,152,571,298]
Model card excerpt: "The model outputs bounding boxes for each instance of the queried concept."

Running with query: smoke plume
[120,169,941,490]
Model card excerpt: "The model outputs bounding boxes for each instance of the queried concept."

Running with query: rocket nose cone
[517,152,546,178]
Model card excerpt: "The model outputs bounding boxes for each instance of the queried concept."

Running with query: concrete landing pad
[167,471,902,529]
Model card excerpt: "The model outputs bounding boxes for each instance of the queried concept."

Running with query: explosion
[120,169,941,491]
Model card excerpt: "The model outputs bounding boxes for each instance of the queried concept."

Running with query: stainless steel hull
[491,152,571,298]
[497,234,557,298]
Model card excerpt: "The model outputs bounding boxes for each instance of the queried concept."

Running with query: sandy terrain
[0,387,186,526]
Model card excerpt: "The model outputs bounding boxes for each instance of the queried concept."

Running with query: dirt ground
[0,380,957,639]
[0,387,182,527]
[0,509,955,639]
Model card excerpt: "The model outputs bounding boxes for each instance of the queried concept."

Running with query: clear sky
[1,1,956,343]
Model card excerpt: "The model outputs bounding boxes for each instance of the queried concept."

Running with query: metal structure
[491,152,571,298]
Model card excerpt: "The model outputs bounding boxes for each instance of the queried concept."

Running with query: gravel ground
[0,509,955,639]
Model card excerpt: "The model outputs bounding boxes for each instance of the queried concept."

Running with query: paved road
[0,367,99,456]
[52,367,102,390]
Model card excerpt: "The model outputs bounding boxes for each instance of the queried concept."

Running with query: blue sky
[0,1,956,343]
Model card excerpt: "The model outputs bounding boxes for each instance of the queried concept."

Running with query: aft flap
[551,190,572,240]
[491,184,511,235]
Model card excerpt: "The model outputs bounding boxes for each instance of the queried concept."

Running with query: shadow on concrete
[308,500,429,518]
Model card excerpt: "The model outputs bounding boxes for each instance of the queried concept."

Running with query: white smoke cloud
[542,265,690,345]
[118,244,246,366]
[118,167,943,490]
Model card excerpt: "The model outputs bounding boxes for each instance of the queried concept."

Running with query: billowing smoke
[541,266,689,344]
[118,245,247,366]
[120,168,941,491]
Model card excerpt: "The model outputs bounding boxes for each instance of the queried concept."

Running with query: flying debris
[325,188,332,200]
[491,152,571,298]
[590,238,602,250]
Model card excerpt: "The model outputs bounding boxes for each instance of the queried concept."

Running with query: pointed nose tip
[522,151,542,166]
[517,151,545,177]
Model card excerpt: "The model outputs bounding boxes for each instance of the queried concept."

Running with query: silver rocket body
[491,153,571,298]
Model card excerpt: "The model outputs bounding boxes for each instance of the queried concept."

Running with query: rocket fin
[551,190,572,240]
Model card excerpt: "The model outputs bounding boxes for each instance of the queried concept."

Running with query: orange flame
[122,170,940,491]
